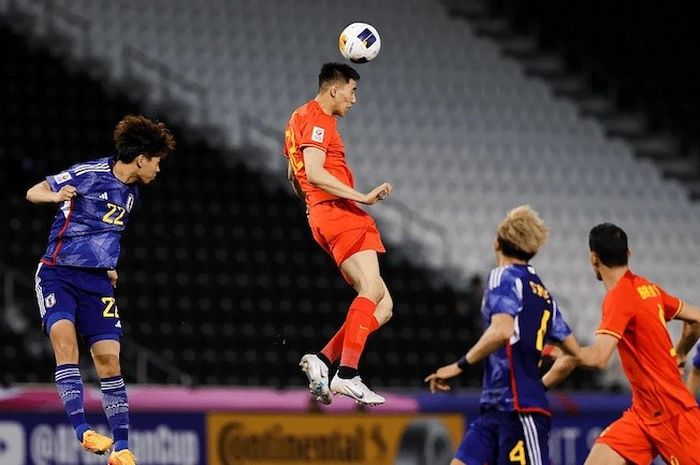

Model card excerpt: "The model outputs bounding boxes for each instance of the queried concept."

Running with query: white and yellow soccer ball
[338,22,381,63]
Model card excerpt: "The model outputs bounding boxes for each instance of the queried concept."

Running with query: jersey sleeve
[485,273,523,317]
[547,300,572,343]
[298,115,334,153]
[46,167,80,192]
[596,289,634,339]
[658,285,684,321]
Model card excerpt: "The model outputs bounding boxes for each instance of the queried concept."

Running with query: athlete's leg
[341,249,385,303]
[584,444,629,465]
[338,249,384,375]
[450,460,466,465]
[374,280,393,326]
[326,250,387,404]
[49,320,90,440]
[321,280,392,364]
[91,340,130,453]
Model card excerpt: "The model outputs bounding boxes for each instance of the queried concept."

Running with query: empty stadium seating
[8,0,697,354]
[3,24,524,389]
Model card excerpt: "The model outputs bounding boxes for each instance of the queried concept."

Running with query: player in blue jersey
[26,115,175,465]
[425,205,581,465]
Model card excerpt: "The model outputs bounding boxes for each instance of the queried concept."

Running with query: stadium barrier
[0,386,646,465]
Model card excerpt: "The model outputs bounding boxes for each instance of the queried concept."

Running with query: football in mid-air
[338,22,381,63]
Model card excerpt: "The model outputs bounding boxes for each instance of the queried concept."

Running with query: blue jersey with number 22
[41,157,138,269]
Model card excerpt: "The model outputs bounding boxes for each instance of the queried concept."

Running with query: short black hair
[497,237,535,262]
[113,115,175,163]
[589,223,629,267]
[318,62,360,89]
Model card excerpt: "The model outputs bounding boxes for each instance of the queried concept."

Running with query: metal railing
[0,262,194,385]
[240,112,452,267]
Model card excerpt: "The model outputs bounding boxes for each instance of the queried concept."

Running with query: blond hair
[496,205,549,259]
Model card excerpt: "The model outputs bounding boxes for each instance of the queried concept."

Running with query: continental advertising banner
[207,413,465,465]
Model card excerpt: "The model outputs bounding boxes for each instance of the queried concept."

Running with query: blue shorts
[693,344,700,370]
[455,409,551,465]
[34,263,122,346]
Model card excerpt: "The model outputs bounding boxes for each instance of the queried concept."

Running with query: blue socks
[55,364,90,442]
[101,376,130,451]
[56,365,130,450]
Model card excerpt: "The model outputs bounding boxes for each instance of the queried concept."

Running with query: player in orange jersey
[560,223,700,465]
[283,63,393,406]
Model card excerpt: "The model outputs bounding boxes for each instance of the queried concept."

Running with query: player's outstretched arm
[424,314,514,393]
[673,304,700,365]
[542,334,582,389]
[26,180,76,204]
[303,147,392,204]
[577,334,619,370]
[287,161,305,201]
[464,313,515,365]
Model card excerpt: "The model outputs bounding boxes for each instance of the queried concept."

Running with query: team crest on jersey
[45,293,56,308]
[126,194,135,212]
[311,126,325,143]
[53,172,72,184]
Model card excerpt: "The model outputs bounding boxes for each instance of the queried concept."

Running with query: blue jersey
[480,264,571,415]
[41,157,138,269]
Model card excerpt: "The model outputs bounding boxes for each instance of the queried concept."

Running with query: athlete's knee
[93,354,121,378]
[375,292,393,326]
[52,341,79,363]
[355,277,385,303]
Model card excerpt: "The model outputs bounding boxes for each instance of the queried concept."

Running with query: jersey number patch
[509,440,526,465]
[535,310,551,351]
[103,203,126,226]
[102,297,120,318]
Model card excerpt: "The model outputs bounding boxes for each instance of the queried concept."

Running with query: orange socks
[339,296,379,370]
[320,322,346,363]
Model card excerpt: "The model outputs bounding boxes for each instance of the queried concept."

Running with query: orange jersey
[283,100,354,207]
[596,270,697,424]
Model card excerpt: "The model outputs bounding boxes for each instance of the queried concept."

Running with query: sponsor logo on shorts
[312,126,325,143]
[44,293,56,308]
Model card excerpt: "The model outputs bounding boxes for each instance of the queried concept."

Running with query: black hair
[497,237,535,262]
[318,62,360,89]
[589,223,629,267]
[113,115,175,163]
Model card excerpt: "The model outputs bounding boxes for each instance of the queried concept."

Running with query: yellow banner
[207,413,464,465]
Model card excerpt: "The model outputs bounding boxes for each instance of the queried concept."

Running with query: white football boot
[299,354,332,405]
[330,375,385,406]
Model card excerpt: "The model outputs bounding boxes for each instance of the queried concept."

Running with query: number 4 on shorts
[509,440,526,465]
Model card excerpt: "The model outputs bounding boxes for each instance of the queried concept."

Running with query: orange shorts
[307,200,385,269]
[596,406,700,465]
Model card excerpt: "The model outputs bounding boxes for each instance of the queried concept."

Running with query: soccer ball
[338,22,381,63]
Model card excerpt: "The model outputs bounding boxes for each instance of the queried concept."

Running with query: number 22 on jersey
[102,202,126,225]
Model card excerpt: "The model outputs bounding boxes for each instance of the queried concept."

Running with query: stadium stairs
[0,20,499,390]
[443,0,700,199]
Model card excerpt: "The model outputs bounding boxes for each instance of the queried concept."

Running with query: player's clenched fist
[53,185,77,202]
[362,182,393,205]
